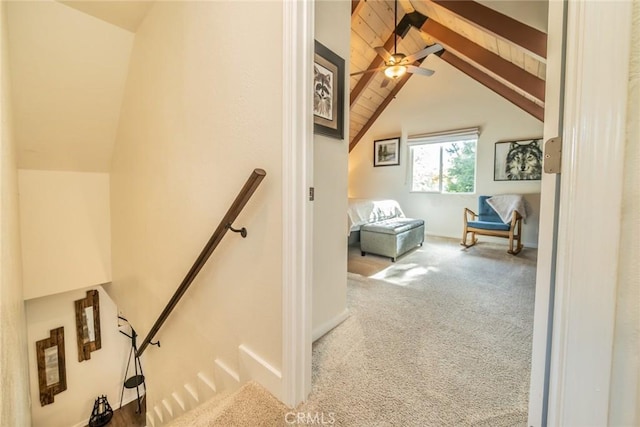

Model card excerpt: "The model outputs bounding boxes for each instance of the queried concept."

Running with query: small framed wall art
[36,327,67,406]
[75,289,101,362]
[373,137,400,167]
[313,40,345,140]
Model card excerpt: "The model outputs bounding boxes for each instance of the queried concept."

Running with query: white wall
[109,0,284,417]
[26,286,135,427]
[312,0,350,340]
[6,0,134,172]
[0,1,31,425]
[18,170,111,300]
[348,55,543,247]
[609,1,640,424]
[477,0,548,32]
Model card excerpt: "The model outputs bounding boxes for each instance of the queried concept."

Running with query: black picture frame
[314,41,345,140]
[373,137,400,167]
[494,138,543,181]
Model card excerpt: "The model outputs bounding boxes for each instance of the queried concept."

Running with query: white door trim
[281,0,314,408]
[547,1,633,426]
[527,1,566,425]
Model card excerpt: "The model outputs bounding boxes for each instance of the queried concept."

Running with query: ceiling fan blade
[407,65,435,77]
[350,66,387,77]
[374,46,393,62]
[380,77,391,89]
[402,43,443,64]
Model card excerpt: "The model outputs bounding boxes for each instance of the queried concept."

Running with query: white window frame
[407,128,479,194]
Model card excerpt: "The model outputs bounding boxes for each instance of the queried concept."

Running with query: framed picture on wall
[373,137,400,167]
[36,327,67,406]
[75,290,101,362]
[494,138,543,181]
[313,41,345,140]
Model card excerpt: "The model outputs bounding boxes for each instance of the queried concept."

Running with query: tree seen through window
[410,139,476,193]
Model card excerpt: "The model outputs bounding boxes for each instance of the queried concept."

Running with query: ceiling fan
[351,0,443,87]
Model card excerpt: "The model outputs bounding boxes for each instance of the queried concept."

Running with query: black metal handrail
[136,168,267,357]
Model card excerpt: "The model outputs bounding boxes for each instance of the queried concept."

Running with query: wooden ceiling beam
[431,0,547,60]
[350,32,399,107]
[350,11,426,107]
[351,0,364,17]
[420,19,545,102]
[349,63,424,152]
[440,51,544,121]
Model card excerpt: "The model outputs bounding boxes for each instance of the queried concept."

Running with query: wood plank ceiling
[349,0,547,151]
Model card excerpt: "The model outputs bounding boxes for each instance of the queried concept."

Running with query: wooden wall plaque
[36,327,67,406]
[75,289,102,362]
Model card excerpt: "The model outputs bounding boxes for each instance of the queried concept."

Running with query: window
[409,129,478,193]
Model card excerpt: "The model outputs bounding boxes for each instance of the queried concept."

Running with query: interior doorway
[283,1,573,425]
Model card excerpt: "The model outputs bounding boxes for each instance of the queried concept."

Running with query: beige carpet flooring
[167,382,288,427]
[297,236,537,426]
[167,236,536,426]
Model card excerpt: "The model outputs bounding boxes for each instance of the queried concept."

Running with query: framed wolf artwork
[494,138,543,181]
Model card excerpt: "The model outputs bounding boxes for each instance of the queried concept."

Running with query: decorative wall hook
[226,223,247,238]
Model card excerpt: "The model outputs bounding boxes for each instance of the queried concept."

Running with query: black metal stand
[119,317,146,414]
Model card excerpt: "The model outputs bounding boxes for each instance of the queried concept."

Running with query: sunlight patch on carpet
[370,263,439,286]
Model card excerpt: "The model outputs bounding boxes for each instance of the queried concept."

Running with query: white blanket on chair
[487,195,528,223]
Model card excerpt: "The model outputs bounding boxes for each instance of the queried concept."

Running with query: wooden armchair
[461,195,523,255]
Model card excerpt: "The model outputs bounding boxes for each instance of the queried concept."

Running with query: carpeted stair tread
[165,388,234,427]
[207,382,288,426]
[166,382,287,427]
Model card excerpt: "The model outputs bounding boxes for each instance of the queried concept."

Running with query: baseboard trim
[214,358,241,392]
[426,233,539,249]
[239,344,283,401]
[146,412,156,427]
[70,394,139,427]
[312,309,350,342]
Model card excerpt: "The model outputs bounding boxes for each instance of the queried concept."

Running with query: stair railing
[136,168,266,357]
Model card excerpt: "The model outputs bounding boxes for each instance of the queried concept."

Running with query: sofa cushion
[361,218,424,235]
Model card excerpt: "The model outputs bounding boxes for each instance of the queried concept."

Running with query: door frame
[527,0,566,424]
[281,0,314,408]
[545,1,633,426]
[282,0,635,421]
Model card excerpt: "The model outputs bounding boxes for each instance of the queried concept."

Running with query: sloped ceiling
[58,0,153,32]
[476,0,547,32]
[7,0,548,169]
[6,0,151,172]
[349,0,548,151]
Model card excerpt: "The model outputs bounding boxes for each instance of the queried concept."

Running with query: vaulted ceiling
[349,0,548,151]
[7,0,547,170]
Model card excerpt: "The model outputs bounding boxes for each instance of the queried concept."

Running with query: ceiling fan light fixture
[389,53,406,65]
[384,64,407,79]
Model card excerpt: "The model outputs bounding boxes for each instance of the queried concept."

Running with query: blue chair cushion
[477,195,507,224]
[467,220,510,231]
[478,212,503,223]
